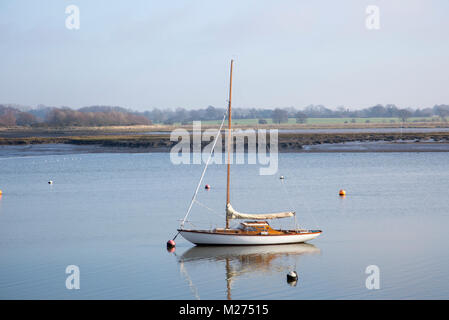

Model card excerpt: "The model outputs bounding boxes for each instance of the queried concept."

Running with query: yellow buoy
[0,189,2,195]
[339,189,346,196]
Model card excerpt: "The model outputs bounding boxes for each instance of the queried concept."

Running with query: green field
[188,117,438,126]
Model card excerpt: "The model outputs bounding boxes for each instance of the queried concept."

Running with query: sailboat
[176,60,322,246]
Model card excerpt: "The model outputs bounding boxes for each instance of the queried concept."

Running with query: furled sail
[226,203,295,220]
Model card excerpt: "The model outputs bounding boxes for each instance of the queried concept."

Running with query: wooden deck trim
[178,229,322,236]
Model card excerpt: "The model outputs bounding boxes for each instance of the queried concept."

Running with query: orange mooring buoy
[167,239,175,248]
[339,189,346,196]
[0,189,2,195]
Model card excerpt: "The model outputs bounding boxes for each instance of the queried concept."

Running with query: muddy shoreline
[2,130,449,153]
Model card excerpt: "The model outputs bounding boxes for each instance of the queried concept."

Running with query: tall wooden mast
[226,59,234,229]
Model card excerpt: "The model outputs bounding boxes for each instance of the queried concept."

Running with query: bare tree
[16,112,38,126]
[272,108,288,124]
[295,111,307,123]
[434,105,449,122]
[0,110,17,126]
[398,109,412,123]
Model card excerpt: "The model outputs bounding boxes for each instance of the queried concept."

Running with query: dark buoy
[166,239,176,252]
[205,184,211,190]
[167,239,175,248]
[48,180,53,185]
[287,271,298,286]
[280,176,284,180]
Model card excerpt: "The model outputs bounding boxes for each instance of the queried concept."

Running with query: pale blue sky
[1,0,448,110]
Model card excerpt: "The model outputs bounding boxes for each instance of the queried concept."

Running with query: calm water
[0,147,449,299]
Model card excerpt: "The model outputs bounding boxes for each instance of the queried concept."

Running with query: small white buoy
[280,176,284,180]
[287,271,298,283]
[48,180,53,185]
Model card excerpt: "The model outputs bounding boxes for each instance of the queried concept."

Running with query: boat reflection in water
[177,243,320,300]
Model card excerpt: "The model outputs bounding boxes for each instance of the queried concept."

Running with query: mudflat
[2,124,449,152]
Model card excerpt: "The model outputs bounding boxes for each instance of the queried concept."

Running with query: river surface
[0,147,448,299]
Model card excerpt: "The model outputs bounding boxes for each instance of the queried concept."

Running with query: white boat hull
[179,230,321,246]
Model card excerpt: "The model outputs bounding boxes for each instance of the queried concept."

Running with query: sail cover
[226,203,295,220]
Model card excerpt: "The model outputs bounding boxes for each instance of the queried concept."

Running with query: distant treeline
[1,103,449,127]
[0,105,151,127]
[140,104,449,124]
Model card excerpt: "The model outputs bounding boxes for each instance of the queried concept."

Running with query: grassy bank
[186,117,442,126]
[2,131,449,152]
[1,118,449,136]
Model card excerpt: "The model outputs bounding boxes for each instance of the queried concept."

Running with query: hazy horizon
[2,102,448,113]
[1,1,448,111]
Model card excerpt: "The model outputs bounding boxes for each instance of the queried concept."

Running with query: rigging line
[179,111,228,230]
[292,180,320,230]
[193,199,223,216]
[185,220,198,228]
[280,179,299,230]
[177,219,211,229]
